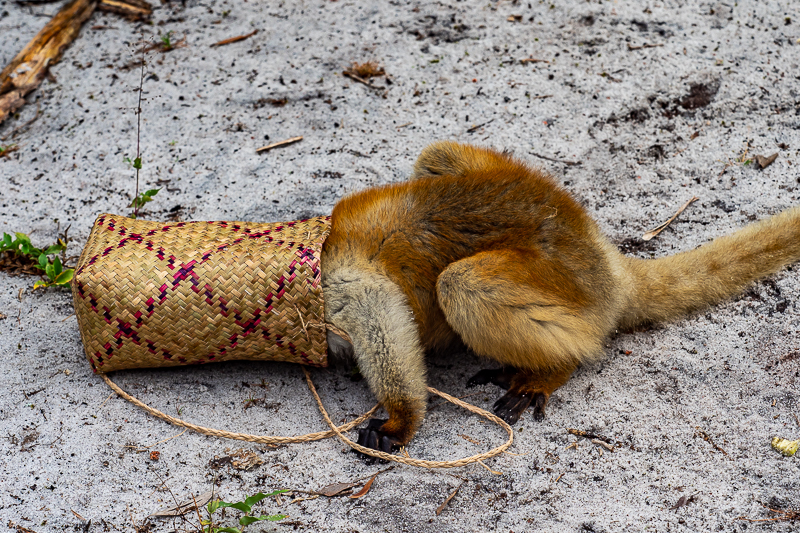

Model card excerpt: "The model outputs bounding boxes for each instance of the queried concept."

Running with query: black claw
[365,430,379,451]
[492,391,533,425]
[354,419,397,461]
[532,393,547,421]
[356,428,369,448]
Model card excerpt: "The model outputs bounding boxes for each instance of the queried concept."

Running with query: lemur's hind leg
[492,366,575,424]
[322,266,428,451]
[437,249,597,424]
[467,367,517,390]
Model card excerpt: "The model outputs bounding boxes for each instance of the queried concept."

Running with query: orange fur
[321,141,800,446]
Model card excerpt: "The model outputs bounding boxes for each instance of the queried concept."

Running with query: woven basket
[72,214,331,373]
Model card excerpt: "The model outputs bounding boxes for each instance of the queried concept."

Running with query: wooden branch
[210,29,259,47]
[0,0,99,125]
[256,136,303,153]
[97,0,152,20]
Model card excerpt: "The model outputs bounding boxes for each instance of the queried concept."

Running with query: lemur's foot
[492,390,549,424]
[354,419,397,461]
[492,391,531,425]
[466,367,516,390]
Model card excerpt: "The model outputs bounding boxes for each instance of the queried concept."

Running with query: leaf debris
[349,472,378,499]
[210,29,258,48]
[754,153,778,169]
[435,482,463,516]
[641,197,699,241]
[256,136,303,153]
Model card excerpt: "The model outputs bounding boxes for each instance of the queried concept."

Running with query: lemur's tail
[618,206,800,328]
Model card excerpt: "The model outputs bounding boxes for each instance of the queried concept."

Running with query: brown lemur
[321,140,800,453]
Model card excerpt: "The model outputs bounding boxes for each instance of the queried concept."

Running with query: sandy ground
[2,0,800,531]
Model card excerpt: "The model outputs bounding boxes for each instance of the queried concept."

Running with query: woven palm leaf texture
[72,214,331,373]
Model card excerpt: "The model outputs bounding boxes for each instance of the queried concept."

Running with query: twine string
[101,367,514,469]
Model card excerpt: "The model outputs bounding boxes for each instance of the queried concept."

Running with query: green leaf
[2,233,12,247]
[38,253,47,269]
[45,262,55,280]
[53,256,62,276]
[144,188,160,197]
[239,515,286,526]
[220,501,251,513]
[44,244,64,255]
[15,232,30,243]
[20,242,30,255]
[213,528,241,533]
[243,492,270,508]
[207,500,222,514]
[54,269,74,285]
[33,280,50,290]
[133,157,142,169]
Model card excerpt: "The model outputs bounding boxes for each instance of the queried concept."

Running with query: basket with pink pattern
[72,213,330,373]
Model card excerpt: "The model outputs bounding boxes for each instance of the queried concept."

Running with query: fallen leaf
[671,493,697,510]
[151,491,213,517]
[349,473,378,499]
[230,448,264,470]
[316,482,357,497]
[754,153,778,169]
[671,495,688,510]
[435,483,463,515]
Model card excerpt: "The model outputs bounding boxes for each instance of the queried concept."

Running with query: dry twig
[466,119,494,133]
[98,0,151,20]
[737,504,800,522]
[694,427,728,456]
[210,29,258,48]
[343,71,385,91]
[641,197,699,241]
[435,482,464,516]
[567,428,614,444]
[530,151,581,166]
[0,0,99,125]
[627,43,664,50]
[256,136,303,153]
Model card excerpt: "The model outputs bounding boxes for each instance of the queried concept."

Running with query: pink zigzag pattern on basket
[81,216,327,370]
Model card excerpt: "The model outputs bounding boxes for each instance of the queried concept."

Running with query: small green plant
[160,31,174,50]
[0,144,19,158]
[129,187,159,215]
[201,491,287,533]
[0,232,73,289]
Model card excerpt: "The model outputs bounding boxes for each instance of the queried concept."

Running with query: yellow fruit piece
[771,437,799,457]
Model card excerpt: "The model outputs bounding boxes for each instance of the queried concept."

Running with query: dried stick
[0,0,99,125]
[641,197,699,241]
[256,136,303,153]
[211,29,259,48]
[627,43,664,50]
[435,482,463,516]
[98,0,151,20]
[343,71,385,90]
[530,151,581,166]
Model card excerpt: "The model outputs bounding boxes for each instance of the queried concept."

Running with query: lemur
[320,141,800,453]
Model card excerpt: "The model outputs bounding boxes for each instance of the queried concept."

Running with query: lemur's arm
[323,266,428,448]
